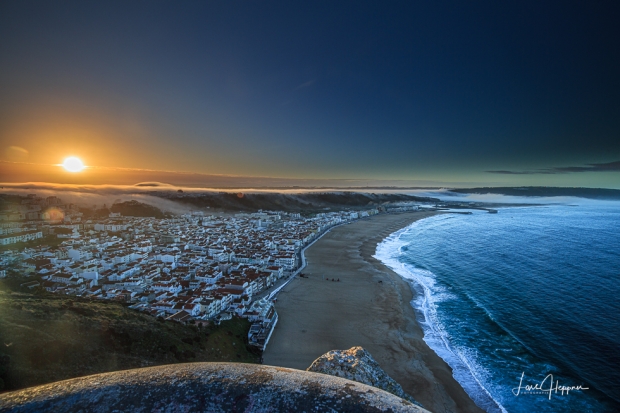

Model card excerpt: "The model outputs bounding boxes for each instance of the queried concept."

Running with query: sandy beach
[263,212,484,413]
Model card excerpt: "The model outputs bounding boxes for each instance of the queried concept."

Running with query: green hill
[0,286,259,392]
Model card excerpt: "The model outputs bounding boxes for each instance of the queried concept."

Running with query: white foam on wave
[374,218,507,413]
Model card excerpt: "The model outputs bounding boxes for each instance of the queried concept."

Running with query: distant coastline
[451,186,620,200]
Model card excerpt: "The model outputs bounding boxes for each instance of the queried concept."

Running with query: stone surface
[0,362,431,413]
[307,347,421,406]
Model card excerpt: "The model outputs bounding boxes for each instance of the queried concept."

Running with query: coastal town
[0,193,419,350]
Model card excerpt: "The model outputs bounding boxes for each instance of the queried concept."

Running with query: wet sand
[263,212,484,413]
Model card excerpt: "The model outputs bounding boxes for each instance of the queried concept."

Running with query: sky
[1,1,619,188]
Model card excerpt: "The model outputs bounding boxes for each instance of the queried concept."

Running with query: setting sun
[62,156,85,172]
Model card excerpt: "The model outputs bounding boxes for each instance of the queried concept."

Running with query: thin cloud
[4,146,29,162]
[486,170,534,175]
[293,79,316,91]
[551,161,620,173]
[486,161,620,175]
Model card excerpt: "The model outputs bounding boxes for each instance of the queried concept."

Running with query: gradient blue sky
[1,1,619,187]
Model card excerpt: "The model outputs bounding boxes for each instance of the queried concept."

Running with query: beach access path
[263,211,484,413]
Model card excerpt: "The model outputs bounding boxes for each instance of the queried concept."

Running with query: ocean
[375,202,620,413]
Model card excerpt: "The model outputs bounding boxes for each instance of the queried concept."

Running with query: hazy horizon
[2,160,620,190]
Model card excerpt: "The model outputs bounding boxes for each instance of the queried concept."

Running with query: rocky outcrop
[307,346,421,406]
[0,362,431,413]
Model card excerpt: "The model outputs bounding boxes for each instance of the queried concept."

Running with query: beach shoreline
[263,211,484,413]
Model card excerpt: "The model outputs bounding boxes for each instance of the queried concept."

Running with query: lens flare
[43,207,65,222]
[62,157,85,172]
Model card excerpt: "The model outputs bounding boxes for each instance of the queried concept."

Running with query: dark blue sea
[375,202,620,413]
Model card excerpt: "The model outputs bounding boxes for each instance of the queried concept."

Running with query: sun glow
[62,156,85,172]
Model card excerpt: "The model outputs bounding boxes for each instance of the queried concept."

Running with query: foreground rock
[0,362,431,412]
[308,347,421,406]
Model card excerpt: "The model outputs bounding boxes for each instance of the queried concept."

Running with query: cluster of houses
[2,195,422,327]
[0,194,80,245]
[0,229,43,246]
[0,193,422,349]
[0,194,78,224]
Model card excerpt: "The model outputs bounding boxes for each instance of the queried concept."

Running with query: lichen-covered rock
[307,346,422,406]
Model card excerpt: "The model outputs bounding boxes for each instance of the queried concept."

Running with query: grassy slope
[0,288,260,392]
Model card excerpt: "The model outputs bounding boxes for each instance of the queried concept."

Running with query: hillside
[110,200,167,218]
[153,191,439,213]
[0,286,259,393]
